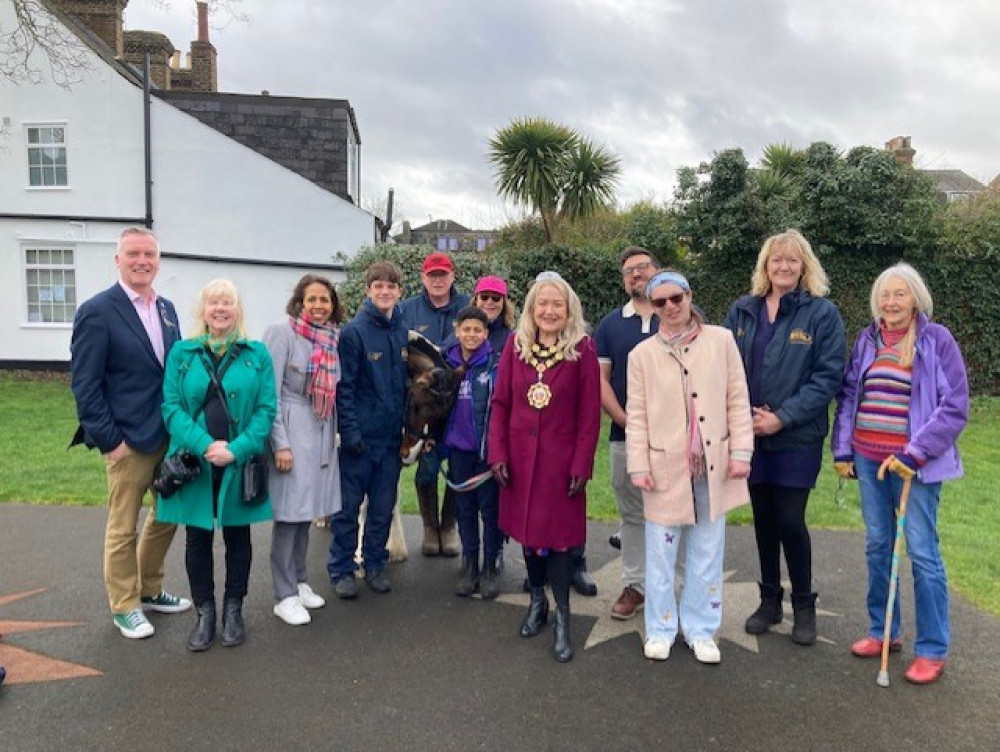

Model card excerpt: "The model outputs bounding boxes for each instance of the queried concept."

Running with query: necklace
[526,342,563,409]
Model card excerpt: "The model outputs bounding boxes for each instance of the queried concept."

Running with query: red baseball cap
[422,252,454,274]
[474,275,508,296]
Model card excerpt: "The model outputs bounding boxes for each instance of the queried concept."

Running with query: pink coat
[488,336,601,549]
[626,325,753,526]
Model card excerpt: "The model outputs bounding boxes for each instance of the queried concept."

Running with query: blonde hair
[750,229,829,298]
[514,278,588,362]
[869,262,933,368]
[189,278,247,339]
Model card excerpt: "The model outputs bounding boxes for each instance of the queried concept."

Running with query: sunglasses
[651,293,686,308]
[477,292,504,303]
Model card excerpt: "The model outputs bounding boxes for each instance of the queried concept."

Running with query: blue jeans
[328,444,402,581]
[855,454,949,659]
[448,449,500,562]
[644,476,726,644]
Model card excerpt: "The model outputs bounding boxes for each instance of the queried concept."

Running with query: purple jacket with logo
[832,313,969,483]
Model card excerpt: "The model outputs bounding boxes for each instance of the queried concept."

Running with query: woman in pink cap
[472,275,517,356]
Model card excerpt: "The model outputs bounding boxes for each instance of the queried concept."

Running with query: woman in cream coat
[627,270,753,665]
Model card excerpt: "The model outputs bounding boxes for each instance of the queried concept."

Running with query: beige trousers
[103,443,178,613]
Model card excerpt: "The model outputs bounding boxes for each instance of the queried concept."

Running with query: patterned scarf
[198,330,240,359]
[658,319,705,478]
[291,314,340,419]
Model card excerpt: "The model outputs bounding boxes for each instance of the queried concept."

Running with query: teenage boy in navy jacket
[328,262,409,598]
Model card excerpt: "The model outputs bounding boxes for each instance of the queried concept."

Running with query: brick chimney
[189,1,218,92]
[122,30,175,89]
[54,0,130,57]
[885,135,915,167]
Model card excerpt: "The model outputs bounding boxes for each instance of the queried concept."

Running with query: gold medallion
[527,379,552,409]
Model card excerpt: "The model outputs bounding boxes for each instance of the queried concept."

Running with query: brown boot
[438,486,461,557]
[416,482,441,556]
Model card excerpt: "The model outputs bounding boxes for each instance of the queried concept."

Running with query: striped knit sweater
[852,329,912,461]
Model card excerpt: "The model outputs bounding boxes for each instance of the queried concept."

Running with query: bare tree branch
[0,0,250,88]
[1,0,92,89]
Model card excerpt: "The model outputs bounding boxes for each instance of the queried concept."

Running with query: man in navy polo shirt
[593,247,660,620]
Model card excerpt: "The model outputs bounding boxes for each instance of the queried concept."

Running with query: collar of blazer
[108,284,168,367]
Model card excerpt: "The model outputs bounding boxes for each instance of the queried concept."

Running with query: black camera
[153,449,202,498]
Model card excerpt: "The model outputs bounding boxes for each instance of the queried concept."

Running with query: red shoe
[905,657,946,684]
[850,635,902,658]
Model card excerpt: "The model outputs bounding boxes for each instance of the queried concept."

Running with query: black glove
[342,440,365,458]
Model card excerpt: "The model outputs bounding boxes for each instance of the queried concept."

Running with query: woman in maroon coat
[488,271,601,662]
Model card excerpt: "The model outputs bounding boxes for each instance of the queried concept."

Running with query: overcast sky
[125,0,1000,230]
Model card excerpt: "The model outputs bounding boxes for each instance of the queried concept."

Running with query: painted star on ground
[494,558,841,653]
[0,588,102,685]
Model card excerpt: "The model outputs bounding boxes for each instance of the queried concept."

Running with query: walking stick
[875,458,913,688]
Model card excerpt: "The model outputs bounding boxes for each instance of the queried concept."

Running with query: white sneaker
[273,596,311,626]
[689,638,721,664]
[297,582,326,609]
[643,638,672,661]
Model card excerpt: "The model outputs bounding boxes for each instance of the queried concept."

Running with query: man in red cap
[399,252,470,556]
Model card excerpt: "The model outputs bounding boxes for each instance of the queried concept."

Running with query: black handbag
[152,449,202,498]
[242,454,269,505]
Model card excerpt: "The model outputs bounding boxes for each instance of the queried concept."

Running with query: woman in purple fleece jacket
[832,262,969,685]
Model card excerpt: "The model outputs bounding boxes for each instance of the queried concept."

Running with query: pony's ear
[406,330,446,376]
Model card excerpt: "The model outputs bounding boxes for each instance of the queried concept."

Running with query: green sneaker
[112,609,154,639]
[141,591,193,614]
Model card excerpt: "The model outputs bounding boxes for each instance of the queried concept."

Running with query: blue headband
[646,271,690,299]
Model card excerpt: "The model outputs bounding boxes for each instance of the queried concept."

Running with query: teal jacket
[157,339,277,530]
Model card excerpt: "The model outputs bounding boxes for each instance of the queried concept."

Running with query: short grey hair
[117,227,160,254]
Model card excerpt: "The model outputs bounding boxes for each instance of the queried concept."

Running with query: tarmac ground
[0,503,998,751]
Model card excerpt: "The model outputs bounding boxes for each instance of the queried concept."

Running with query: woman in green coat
[159,279,276,652]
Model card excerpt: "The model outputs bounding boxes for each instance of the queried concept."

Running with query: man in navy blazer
[71,227,191,639]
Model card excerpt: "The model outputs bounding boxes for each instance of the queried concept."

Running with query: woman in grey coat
[264,275,343,626]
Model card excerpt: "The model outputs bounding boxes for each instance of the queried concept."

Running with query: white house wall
[0,1,375,364]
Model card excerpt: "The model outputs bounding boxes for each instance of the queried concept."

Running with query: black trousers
[185,468,252,606]
[749,483,812,595]
[185,524,252,606]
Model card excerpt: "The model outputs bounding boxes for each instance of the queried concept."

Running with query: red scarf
[291,314,339,420]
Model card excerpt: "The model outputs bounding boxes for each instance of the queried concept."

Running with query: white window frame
[25,122,69,189]
[24,246,77,326]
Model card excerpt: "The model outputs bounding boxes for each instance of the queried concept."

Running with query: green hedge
[342,245,998,395]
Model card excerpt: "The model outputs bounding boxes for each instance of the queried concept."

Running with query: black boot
[791,592,817,646]
[220,597,245,647]
[520,588,549,638]
[480,558,500,601]
[553,605,573,663]
[187,599,216,652]
[455,556,480,597]
[571,554,597,597]
[744,583,784,635]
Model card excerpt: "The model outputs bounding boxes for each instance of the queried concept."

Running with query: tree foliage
[488,117,620,243]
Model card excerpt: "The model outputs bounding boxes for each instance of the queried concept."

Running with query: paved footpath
[1,503,998,751]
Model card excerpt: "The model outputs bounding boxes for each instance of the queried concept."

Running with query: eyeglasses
[651,293,686,308]
[622,261,654,277]
[477,292,504,303]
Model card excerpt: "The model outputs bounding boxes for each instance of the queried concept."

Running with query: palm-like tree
[489,118,620,242]
[561,138,621,222]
